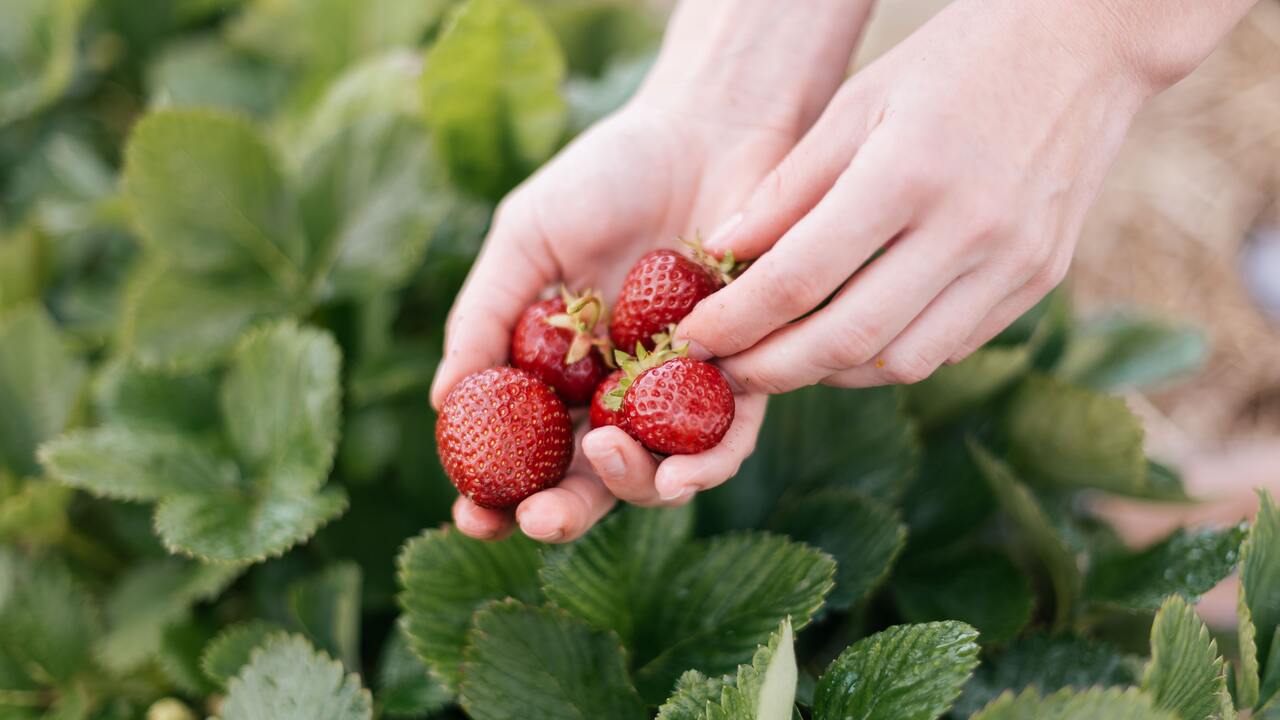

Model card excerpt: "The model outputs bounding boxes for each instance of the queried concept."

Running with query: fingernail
[658,478,694,501]
[705,213,742,250]
[526,527,564,543]
[584,435,626,479]
[681,339,711,361]
[518,513,565,542]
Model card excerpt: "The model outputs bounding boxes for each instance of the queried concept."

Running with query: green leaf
[422,0,568,198]
[770,489,906,610]
[459,601,646,720]
[716,386,920,531]
[120,262,293,369]
[96,559,243,673]
[147,37,287,117]
[154,482,348,563]
[289,50,426,164]
[0,304,86,477]
[0,0,89,125]
[634,533,835,703]
[904,346,1030,428]
[899,431,995,548]
[215,634,372,720]
[0,553,97,690]
[93,360,220,435]
[1003,375,1147,494]
[657,671,729,720]
[220,322,342,478]
[1239,491,1280,709]
[229,0,445,79]
[658,618,798,720]
[812,621,980,720]
[971,442,1082,630]
[288,563,362,672]
[0,478,70,545]
[0,228,48,311]
[1057,312,1207,391]
[298,114,452,300]
[954,635,1140,718]
[41,426,239,501]
[376,622,452,719]
[158,620,218,696]
[1085,525,1246,612]
[1143,595,1236,720]
[541,504,693,648]
[397,529,545,692]
[891,550,1034,645]
[123,109,308,296]
[971,687,1177,720]
[200,621,287,688]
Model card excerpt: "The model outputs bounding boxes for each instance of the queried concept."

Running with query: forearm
[638,0,875,129]
[1024,0,1259,93]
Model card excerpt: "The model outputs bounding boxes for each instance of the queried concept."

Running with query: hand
[677,0,1173,393]
[430,99,790,543]
[429,0,873,543]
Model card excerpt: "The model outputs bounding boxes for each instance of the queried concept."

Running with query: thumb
[430,197,558,410]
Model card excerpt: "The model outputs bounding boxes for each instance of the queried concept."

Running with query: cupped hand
[677,0,1159,394]
[430,96,800,542]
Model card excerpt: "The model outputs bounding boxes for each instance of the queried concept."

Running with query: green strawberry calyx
[682,234,747,285]
[602,326,688,412]
[544,285,613,365]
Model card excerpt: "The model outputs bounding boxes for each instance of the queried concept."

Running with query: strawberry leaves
[41,322,347,563]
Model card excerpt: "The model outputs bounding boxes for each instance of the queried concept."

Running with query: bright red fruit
[590,370,628,431]
[621,356,735,455]
[435,367,574,509]
[609,242,738,352]
[511,288,609,405]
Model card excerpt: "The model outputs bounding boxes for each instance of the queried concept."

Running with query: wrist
[635,0,874,130]
[1018,0,1257,95]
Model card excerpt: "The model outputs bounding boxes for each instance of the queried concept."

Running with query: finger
[680,137,918,361]
[820,269,1012,387]
[452,496,515,541]
[429,196,559,409]
[717,225,974,395]
[515,472,616,543]
[581,426,664,506]
[947,253,1072,363]
[652,392,767,500]
[703,83,883,260]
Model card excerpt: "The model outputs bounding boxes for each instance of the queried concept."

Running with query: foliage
[0,0,1270,718]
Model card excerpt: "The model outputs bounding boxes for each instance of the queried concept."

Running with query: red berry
[511,290,609,406]
[590,370,628,431]
[435,367,574,509]
[609,249,724,352]
[623,357,734,455]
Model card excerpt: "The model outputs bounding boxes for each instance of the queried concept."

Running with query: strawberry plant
[0,0,1274,719]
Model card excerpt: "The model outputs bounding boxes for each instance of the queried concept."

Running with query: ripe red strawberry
[604,338,735,455]
[609,240,740,352]
[590,369,628,431]
[435,367,574,509]
[511,287,610,406]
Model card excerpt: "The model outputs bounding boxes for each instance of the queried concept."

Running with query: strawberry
[609,240,741,352]
[511,287,610,406]
[604,334,735,455]
[435,367,574,509]
[590,369,628,431]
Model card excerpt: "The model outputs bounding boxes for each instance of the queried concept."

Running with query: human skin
[430,0,874,541]
[434,0,1258,541]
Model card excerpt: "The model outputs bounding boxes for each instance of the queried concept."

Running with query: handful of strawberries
[435,241,741,509]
